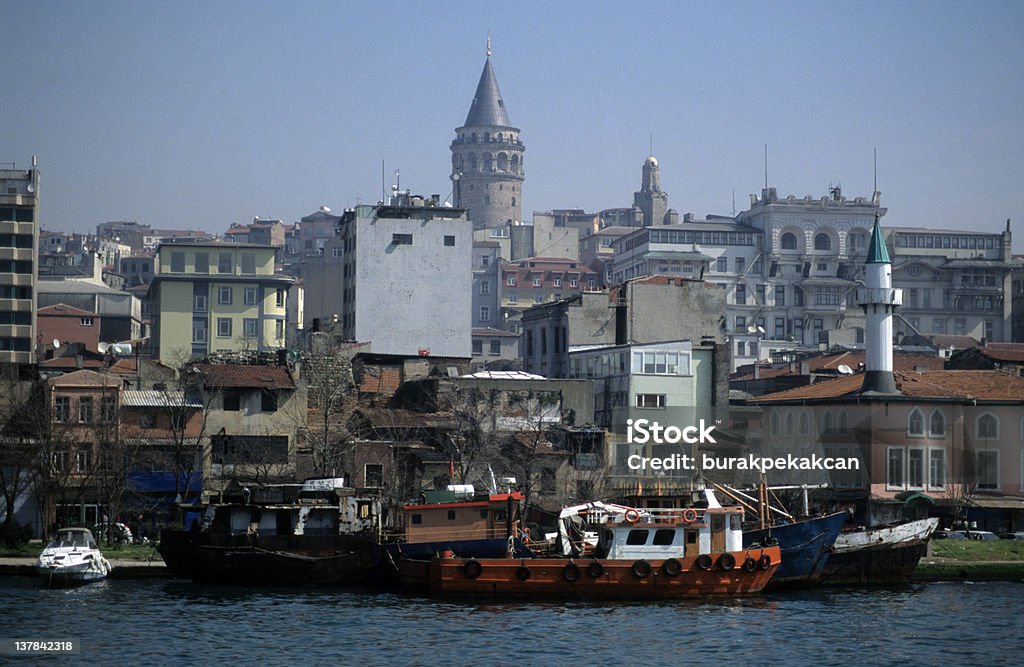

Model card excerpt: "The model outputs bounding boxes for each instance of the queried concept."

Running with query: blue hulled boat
[744,511,848,588]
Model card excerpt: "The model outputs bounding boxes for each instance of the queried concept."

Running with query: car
[940,530,967,540]
[998,532,1024,540]
[966,530,999,541]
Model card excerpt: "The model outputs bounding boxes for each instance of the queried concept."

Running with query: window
[532,277,542,287]
[479,306,490,322]
[735,285,746,305]
[78,397,93,423]
[635,394,666,408]
[569,277,578,288]
[192,321,208,343]
[139,413,156,429]
[217,318,233,337]
[908,409,924,437]
[170,252,185,273]
[907,448,925,488]
[507,275,516,286]
[534,293,543,304]
[481,255,490,267]
[775,285,785,306]
[101,396,116,422]
[218,253,233,273]
[887,447,904,489]
[479,281,490,295]
[977,413,999,439]
[76,450,92,473]
[929,449,945,489]
[781,232,797,250]
[489,339,501,355]
[735,257,745,273]
[444,235,455,246]
[276,288,285,308]
[392,233,413,245]
[365,464,384,488]
[218,287,233,305]
[929,410,945,437]
[653,529,676,546]
[241,254,256,274]
[54,396,70,423]
[195,253,209,273]
[507,292,517,304]
[193,295,208,312]
[814,233,831,251]
[223,391,241,411]
[716,257,727,273]
[553,277,561,288]
[976,450,999,489]
[261,390,278,412]
[80,317,93,326]
[472,340,483,355]
[243,318,258,338]
[244,287,258,305]
[626,529,650,545]
[275,320,284,340]
[822,411,834,435]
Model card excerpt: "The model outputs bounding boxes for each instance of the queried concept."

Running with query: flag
[449,458,455,478]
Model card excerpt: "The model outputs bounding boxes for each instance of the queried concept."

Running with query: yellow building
[148,242,293,366]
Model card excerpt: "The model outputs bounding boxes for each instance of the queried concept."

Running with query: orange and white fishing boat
[400,490,780,599]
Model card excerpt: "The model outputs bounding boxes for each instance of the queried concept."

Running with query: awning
[970,496,1024,510]
[895,491,935,504]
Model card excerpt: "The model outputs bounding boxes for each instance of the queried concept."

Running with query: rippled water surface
[1,578,1020,665]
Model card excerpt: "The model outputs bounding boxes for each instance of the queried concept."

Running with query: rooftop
[192,363,295,390]
[753,369,1024,403]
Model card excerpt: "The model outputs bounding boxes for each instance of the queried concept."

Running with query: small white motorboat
[36,527,112,588]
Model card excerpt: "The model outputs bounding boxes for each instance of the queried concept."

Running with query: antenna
[649,132,653,156]
[764,143,768,190]
[732,189,736,216]
[381,159,385,204]
[873,147,877,193]
[486,32,491,58]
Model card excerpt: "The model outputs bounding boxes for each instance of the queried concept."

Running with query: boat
[398,490,781,599]
[158,478,382,586]
[744,512,849,588]
[819,517,940,586]
[36,527,112,588]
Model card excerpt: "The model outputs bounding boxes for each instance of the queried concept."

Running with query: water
[1,578,1021,666]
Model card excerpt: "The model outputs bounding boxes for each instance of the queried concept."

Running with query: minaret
[858,215,902,394]
[633,156,669,226]
[451,37,524,230]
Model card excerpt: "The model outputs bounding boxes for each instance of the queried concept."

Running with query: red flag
[449,458,455,478]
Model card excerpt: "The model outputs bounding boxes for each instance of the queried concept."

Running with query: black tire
[759,554,772,570]
[587,561,605,578]
[743,557,757,572]
[719,553,736,570]
[696,554,713,571]
[463,559,482,579]
[563,562,581,582]
[516,565,531,581]
[632,559,652,579]
[662,558,682,577]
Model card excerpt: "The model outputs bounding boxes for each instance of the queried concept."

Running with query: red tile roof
[193,363,295,389]
[753,369,1024,403]
[731,351,943,381]
[980,343,1024,363]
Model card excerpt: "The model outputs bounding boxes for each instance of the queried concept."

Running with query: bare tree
[301,342,357,476]
[0,380,41,533]
[499,389,562,517]
[439,385,501,486]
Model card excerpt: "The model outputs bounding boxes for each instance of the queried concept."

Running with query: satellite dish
[837,364,854,375]
[97,342,109,354]
[52,338,61,349]
[747,325,758,334]
[26,183,35,194]
[757,326,766,335]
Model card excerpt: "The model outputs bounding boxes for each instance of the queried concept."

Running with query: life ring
[759,554,772,570]
[681,508,698,523]
[719,553,736,570]
[632,559,652,579]
[516,565,531,581]
[587,561,605,578]
[743,557,757,573]
[463,559,482,579]
[563,562,582,582]
[696,554,713,571]
[662,558,682,577]
[624,508,641,524]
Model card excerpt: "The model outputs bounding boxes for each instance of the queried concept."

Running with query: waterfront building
[451,41,524,229]
[147,241,292,367]
[470,326,519,370]
[303,194,472,358]
[0,163,39,368]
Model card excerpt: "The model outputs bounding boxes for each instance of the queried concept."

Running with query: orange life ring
[681,508,698,523]
[624,508,641,524]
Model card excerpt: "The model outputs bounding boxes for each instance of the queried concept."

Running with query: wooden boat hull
[158,530,378,586]
[402,546,781,599]
[819,517,939,586]
[744,512,848,588]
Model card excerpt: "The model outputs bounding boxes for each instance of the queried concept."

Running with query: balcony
[856,287,903,306]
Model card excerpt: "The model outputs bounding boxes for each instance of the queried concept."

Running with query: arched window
[929,409,946,437]
[770,413,780,435]
[511,155,519,173]
[976,413,999,439]
[471,132,477,142]
[497,153,508,171]
[511,197,516,207]
[785,412,795,436]
[799,411,809,435]
[822,410,834,435]
[467,153,478,172]
[781,232,797,250]
[482,153,493,172]
[908,408,924,436]
[814,233,832,251]
[837,410,849,434]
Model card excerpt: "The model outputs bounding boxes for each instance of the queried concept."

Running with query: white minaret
[857,215,902,394]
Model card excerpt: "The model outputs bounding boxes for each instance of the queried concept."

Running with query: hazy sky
[3,1,1023,250]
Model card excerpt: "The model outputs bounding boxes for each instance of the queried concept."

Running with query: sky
[3,1,1023,251]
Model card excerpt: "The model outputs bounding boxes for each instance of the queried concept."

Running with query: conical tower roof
[463,57,512,128]
[866,215,891,264]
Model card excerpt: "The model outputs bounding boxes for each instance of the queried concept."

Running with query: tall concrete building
[303,193,473,358]
[0,162,40,368]
[450,40,524,229]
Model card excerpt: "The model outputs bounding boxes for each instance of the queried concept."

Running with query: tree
[499,389,562,518]
[439,385,502,486]
[0,379,41,531]
[301,338,358,476]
